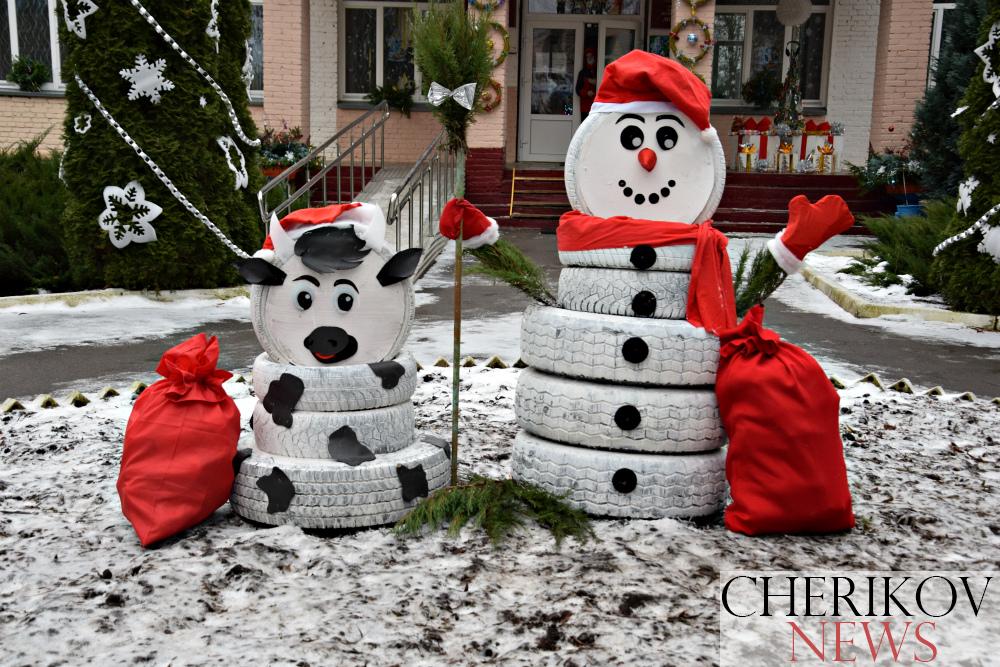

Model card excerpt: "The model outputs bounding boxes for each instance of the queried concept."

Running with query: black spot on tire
[262,373,305,428]
[256,467,294,513]
[368,360,406,389]
[612,468,637,494]
[631,290,657,317]
[397,464,429,502]
[614,405,641,431]
[327,425,376,466]
[629,245,656,270]
[232,448,253,476]
[621,337,649,363]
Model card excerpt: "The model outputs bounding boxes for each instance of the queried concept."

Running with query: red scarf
[557,211,737,333]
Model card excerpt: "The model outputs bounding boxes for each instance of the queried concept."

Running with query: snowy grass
[1,366,998,664]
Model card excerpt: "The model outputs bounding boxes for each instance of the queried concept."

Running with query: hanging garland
[75,74,250,258]
[480,78,502,112]
[488,22,509,68]
[668,16,712,69]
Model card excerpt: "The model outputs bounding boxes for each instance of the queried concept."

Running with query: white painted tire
[520,305,718,386]
[230,437,449,529]
[511,431,726,519]
[515,368,724,453]
[252,401,414,458]
[558,267,689,320]
[558,246,695,272]
[252,352,418,413]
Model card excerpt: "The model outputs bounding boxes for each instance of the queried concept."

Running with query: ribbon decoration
[428,82,477,110]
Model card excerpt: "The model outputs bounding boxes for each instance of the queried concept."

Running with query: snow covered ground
[806,253,950,310]
[2,366,998,665]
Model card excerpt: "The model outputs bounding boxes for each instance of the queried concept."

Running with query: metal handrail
[257,101,390,227]
[384,130,456,277]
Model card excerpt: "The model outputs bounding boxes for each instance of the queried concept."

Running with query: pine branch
[734,248,787,317]
[467,238,557,306]
[394,476,594,546]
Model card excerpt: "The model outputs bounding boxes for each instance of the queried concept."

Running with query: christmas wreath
[668,17,713,69]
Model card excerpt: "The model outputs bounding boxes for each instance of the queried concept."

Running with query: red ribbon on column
[757,118,771,160]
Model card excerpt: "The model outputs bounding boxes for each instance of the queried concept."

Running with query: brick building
[0,0,956,177]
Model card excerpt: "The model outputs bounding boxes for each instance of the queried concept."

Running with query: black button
[631,290,657,317]
[614,405,641,430]
[612,468,637,494]
[630,245,656,270]
[621,337,649,363]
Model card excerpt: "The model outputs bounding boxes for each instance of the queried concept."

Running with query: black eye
[656,126,678,151]
[296,290,313,310]
[337,293,353,311]
[619,126,644,151]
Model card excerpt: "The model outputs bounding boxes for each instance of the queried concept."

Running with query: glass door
[598,22,636,72]
[518,22,581,162]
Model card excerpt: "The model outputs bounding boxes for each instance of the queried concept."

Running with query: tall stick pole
[450,150,466,486]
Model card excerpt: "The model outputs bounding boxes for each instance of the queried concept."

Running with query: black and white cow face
[240,223,421,367]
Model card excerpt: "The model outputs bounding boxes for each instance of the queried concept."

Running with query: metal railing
[257,101,390,228]
[385,130,457,278]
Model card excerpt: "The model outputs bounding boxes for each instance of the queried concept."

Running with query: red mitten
[439,198,499,249]
[767,195,855,274]
[117,334,240,546]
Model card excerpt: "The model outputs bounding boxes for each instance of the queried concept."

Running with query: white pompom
[700,127,718,143]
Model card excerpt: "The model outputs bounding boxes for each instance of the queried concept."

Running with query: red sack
[716,306,854,535]
[117,333,240,546]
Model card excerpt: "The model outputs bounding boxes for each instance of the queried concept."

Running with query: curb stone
[800,266,999,330]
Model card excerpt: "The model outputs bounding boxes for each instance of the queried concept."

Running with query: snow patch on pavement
[807,254,950,310]
[0,296,251,358]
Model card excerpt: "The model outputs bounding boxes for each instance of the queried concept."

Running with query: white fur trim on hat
[700,127,718,143]
[767,231,804,274]
[463,216,500,250]
[253,248,275,262]
[330,202,387,251]
[590,101,679,115]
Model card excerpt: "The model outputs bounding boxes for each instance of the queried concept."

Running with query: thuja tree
[930,0,1000,314]
[910,0,988,200]
[59,1,262,290]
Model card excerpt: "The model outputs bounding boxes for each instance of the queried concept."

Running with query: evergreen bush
[59,1,263,290]
[930,1,1000,315]
[0,134,72,296]
[910,0,988,200]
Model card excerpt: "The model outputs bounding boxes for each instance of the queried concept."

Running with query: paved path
[1,229,997,399]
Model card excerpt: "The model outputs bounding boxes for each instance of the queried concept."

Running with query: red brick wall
[466,147,505,199]
[263,0,310,133]
[869,0,933,152]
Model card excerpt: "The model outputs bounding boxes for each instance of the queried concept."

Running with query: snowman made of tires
[231,203,449,528]
[512,51,734,519]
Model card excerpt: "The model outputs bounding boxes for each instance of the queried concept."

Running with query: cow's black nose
[303,326,358,364]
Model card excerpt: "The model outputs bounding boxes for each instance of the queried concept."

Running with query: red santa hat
[590,50,716,143]
[767,195,855,274]
[256,202,387,263]
[439,198,499,249]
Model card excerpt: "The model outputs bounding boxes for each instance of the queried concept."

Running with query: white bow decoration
[428,82,477,110]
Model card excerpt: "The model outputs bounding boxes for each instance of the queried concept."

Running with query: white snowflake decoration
[217,136,248,190]
[73,113,92,134]
[206,0,221,53]
[242,39,254,94]
[989,133,997,145]
[120,55,175,103]
[957,176,980,216]
[98,181,161,249]
[974,20,1000,104]
[199,95,208,108]
[951,106,968,118]
[63,0,98,39]
[979,225,1000,263]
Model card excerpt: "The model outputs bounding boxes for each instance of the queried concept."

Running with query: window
[1,0,62,91]
[928,2,956,88]
[250,0,264,98]
[710,3,831,107]
[340,2,424,102]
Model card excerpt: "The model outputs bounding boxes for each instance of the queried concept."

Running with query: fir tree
[911,0,988,200]
[930,0,1000,314]
[59,1,263,290]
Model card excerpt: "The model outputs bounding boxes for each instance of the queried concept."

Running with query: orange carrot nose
[638,147,657,172]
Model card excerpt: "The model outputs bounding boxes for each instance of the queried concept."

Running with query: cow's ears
[377,248,423,286]
[235,257,287,285]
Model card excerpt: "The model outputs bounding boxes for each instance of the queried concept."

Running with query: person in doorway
[575,48,598,120]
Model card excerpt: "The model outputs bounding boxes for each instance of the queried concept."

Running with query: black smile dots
[618,179,674,205]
